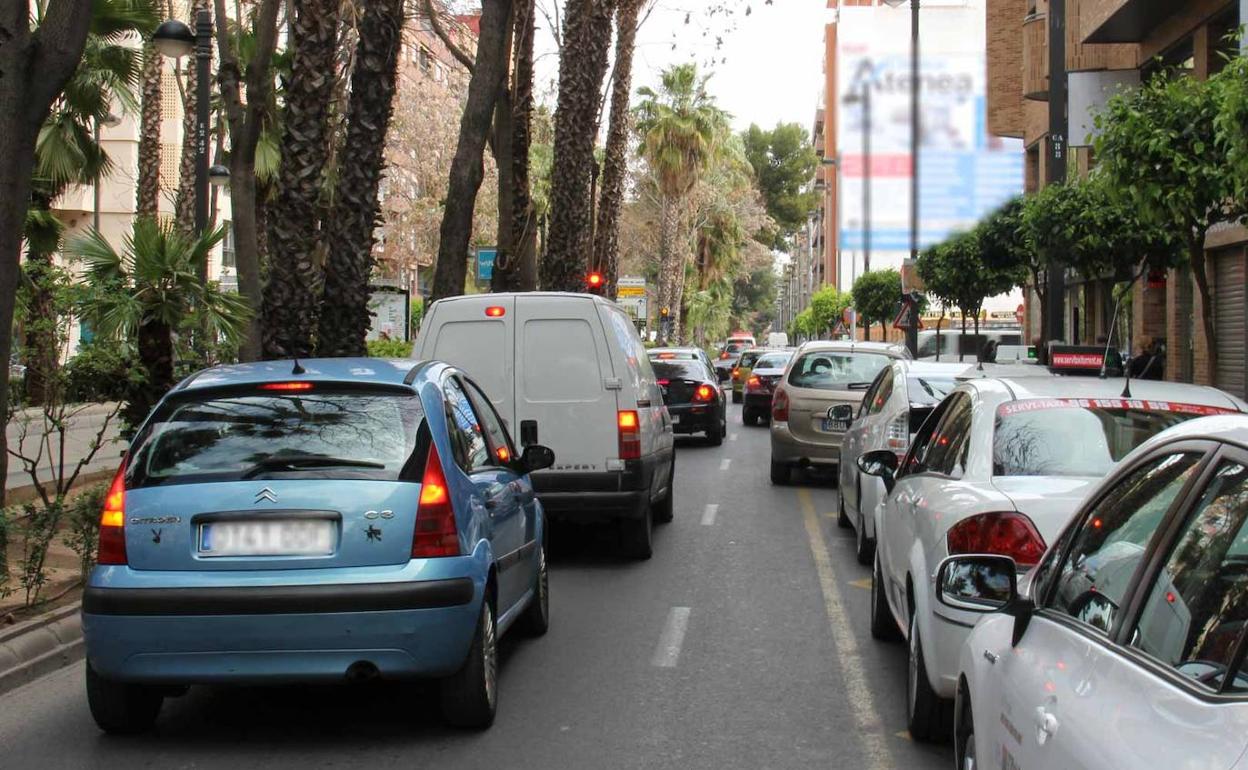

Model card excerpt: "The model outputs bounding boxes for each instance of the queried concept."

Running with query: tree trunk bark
[215,0,280,363]
[136,42,163,219]
[593,0,640,299]
[1189,233,1218,384]
[490,52,516,293]
[125,319,174,433]
[430,0,514,302]
[540,0,615,292]
[510,0,538,292]
[317,0,405,356]
[174,0,211,238]
[262,0,342,359]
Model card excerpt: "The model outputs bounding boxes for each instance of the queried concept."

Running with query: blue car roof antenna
[291,358,306,375]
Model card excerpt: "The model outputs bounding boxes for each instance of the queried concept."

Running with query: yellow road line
[849,578,872,590]
[798,488,893,770]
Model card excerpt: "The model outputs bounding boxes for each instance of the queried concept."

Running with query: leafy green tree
[71,220,251,431]
[790,307,815,340]
[741,122,819,249]
[918,230,1022,359]
[635,63,730,343]
[1095,70,1238,382]
[809,284,851,338]
[851,269,902,341]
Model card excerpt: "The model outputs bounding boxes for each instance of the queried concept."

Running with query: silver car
[837,360,965,563]
[769,340,910,485]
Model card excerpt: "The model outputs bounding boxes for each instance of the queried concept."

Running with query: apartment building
[987,0,1247,399]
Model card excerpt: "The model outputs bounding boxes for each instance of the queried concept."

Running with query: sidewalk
[5,402,124,498]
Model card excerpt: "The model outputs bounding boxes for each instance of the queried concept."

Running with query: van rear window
[127,392,427,488]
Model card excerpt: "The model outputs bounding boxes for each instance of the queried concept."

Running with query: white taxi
[943,415,1248,769]
[856,375,1246,741]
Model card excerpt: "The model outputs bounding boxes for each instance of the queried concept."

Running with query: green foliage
[0,506,10,600]
[366,338,414,358]
[14,500,65,607]
[918,230,1021,334]
[685,280,734,346]
[64,342,138,403]
[851,269,902,338]
[635,63,731,199]
[410,298,425,335]
[741,122,820,248]
[809,285,852,337]
[64,483,108,583]
[790,307,815,339]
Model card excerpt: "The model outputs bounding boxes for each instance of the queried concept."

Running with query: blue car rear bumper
[83,558,486,684]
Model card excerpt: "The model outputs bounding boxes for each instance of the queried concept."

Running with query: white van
[413,292,675,558]
[767,332,789,349]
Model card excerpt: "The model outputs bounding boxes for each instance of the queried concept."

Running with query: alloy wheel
[483,604,497,709]
[907,617,920,721]
[537,548,549,623]
[963,729,976,770]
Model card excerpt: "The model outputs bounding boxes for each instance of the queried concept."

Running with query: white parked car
[414,292,675,559]
[837,360,966,564]
[944,415,1248,769]
[857,376,1246,741]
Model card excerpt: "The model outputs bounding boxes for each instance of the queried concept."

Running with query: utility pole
[1045,0,1067,349]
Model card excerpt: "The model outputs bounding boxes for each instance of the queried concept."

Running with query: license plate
[821,419,849,433]
[199,519,335,557]
[671,414,681,424]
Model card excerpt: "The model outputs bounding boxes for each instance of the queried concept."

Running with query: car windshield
[653,361,707,381]
[724,343,747,355]
[128,391,426,487]
[907,376,958,406]
[787,351,891,390]
[738,350,765,367]
[993,398,1234,477]
[754,353,792,370]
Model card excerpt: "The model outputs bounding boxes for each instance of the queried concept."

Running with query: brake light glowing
[496,446,511,463]
[97,462,128,565]
[946,511,1046,568]
[772,388,790,422]
[413,445,459,558]
[657,352,676,359]
[747,376,761,389]
[694,384,715,402]
[732,367,740,380]
[618,410,641,460]
[259,381,314,391]
[485,306,506,318]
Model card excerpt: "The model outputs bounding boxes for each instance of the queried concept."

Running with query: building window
[419,47,431,73]
[222,222,236,268]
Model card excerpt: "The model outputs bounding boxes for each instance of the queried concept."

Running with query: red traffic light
[586,272,604,289]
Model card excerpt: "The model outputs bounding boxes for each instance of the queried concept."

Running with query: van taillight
[946,512,1046,568]
[618,410,641,460]
[485,306,505,318]
[413,445,460,558]
[97,462,128,565]
[771,388,789,422]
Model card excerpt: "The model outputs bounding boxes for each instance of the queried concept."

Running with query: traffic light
[586,271,604,294]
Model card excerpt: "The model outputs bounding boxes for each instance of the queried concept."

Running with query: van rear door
[515,295,618,473]
[422,296,515,428]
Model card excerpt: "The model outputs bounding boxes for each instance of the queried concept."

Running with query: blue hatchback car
[82,358,553,732]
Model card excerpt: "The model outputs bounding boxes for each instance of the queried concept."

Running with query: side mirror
[519,444,555,473]
[829,404,854,422]
[857,449,898,493]
[935,554,1035,646]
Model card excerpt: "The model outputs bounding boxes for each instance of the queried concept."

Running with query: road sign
[616,276,647,321]
[476,247,497,282]
[893,294,921,331]
[366,286,410,341]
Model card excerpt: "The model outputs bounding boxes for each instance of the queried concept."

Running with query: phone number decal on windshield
[998,398,1238,417]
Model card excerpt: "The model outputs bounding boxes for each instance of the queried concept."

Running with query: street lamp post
[883,0,920,357]
[93,112,122,232]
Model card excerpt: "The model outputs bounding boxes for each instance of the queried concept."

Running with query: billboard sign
[366,287,410,341]
[476,247,497,282]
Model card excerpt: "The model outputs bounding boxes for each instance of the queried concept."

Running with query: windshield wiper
[241,455,386,479]
[848,382,873,390]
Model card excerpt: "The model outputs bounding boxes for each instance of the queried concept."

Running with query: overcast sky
[531,0,832,133]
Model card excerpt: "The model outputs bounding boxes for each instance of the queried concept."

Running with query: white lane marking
[797,488,893,770]
[701,503,719,526]
[730,433,739,441]
[720,458,731,471]
[651,607,692,668]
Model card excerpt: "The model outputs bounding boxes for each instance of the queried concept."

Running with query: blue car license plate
[821,418,849,433]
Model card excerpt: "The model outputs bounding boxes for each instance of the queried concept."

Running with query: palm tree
[635,63,728,342]
[539,0,616,292]
[70,219,250,430]
[593,0,642,298]
[22,0,157,404]
[135,42,162,218]
[317,0,405,356]
[262,0,342,359]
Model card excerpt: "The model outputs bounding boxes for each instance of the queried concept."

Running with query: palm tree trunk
[317,0,404,357]
[430,0,514,302]
[136,42,162,219]
[215,0,280,363]
[540,0,615,292]
[125,318,174,434]
[262,0,342,359]
[657,195,682,342]
[593,0,640,298]
[490,29,517,294]
[510,0,538,292]
[174,0,211,238]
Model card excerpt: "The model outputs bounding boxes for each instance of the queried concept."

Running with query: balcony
[1022,11,1048,101]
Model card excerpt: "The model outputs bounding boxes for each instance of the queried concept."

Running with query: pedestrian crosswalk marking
[651,607,692,668]
[701,503,719,526]
[719,458,731,471]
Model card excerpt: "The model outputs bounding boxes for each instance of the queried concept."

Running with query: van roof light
[485,306,506,318]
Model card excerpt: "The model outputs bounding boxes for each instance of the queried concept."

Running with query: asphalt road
[0,402,950,770]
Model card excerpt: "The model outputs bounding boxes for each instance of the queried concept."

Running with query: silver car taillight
[887,413,909,461]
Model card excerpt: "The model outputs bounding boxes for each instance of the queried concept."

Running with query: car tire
[621,505,653,560]
[515,537,550,637]
[907,613,953,743]
[652,454,675,524]
[870,554,902,642]
[441,598,498,729]
[955,683,976,770]
[708,420,724,446]
[769,459,790,485]
[742,408,757,426]
[855,512,875,566]
[837,494,852,529]
[732,390,742,404]
[86,663,164,734]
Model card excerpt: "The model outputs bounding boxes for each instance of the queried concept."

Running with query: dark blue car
[82,358,554,732]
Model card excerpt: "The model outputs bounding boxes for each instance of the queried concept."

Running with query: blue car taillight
[412,444,460,558]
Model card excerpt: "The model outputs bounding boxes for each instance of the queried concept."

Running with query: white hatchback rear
[414,293,675,558]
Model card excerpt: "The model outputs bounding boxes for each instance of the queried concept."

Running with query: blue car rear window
[128,392,427,487]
